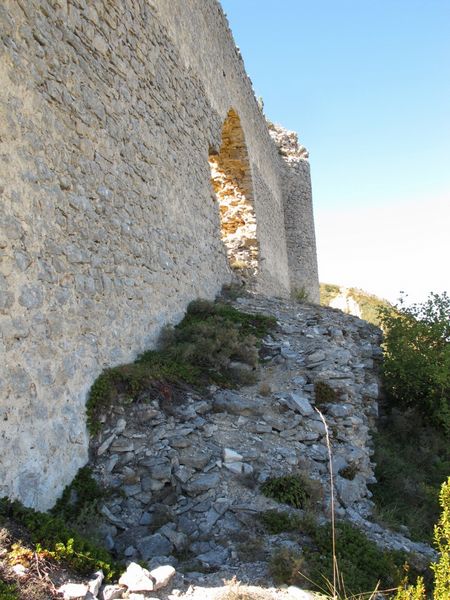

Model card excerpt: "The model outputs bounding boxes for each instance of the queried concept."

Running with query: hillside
[320,283,392,326]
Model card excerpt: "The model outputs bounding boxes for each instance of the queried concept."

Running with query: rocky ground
[2,294,436,599]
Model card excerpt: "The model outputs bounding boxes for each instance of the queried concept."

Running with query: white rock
[287,586,319,599]
[148,565,176,590]
[11,564,27,577]
[119,562,154,592]
[99,585,125,600]
[223,447,243,462]
[58,582,89,599]
[224,461,253,475]
[88,570,104,596]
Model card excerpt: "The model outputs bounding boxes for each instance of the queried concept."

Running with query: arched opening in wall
[209,109,259,279]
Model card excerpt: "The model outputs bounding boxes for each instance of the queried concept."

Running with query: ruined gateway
[0,0,319,509]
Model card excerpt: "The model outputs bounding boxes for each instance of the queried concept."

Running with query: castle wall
[269,124,320,303]
[0,0,318,509]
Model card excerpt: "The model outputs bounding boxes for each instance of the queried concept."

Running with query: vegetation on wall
[86,299,276,434]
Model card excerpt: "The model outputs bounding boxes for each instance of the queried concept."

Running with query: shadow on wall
[209,108,259,282]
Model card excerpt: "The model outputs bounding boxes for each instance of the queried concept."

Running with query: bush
[86,300,276,434]
[314,381,338,406]
[260,475,315,509]
[0,499,121,582]
[259,510,303,534]
[379,292,450,434]
[432,476,450,599]
[303,520,408,596]
[0,580,18,600]
[371,409,449,542]
[269,547,305,586]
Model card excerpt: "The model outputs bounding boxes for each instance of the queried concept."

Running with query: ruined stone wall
[0,0,319,509]
[269,124,320,303]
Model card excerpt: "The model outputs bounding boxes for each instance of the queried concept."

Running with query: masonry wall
[0,0,318,509]
[269,124,320,303]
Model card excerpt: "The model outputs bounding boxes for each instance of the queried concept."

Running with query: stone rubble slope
[69,294,434,600]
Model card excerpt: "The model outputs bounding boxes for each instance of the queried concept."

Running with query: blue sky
[221,0,450,303]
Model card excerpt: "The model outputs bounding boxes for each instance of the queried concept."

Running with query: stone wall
[269,124,320,303]
[0,0,319,509]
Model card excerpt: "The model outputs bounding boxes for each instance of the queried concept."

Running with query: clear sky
[221,0,450,304]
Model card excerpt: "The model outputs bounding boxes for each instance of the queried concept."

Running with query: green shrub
[393,575,427,600]
[379,292,450,434]
[259,510,303,534]
[432,477,450,599]
[292,287,309,303]
[86,299,276,434]
[371,409,449,542]
[0,580,18,600]
[314,381,338,406]
[392,477,450,599]
[0,499,121,582]
[260,475,310,509]
[269,547,305,586]
[304,521,408,596]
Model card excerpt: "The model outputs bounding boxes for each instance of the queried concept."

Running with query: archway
[209,109,259,278]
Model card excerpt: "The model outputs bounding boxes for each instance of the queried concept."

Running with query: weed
[260,474,311,509]
[237,537,266,562]
[269,547,305,586]
[338,464,358,481]
[259,510,303,534]
[51,467,104,522]
[220,282,246,301]
[293,287,309,303]
[0,580,18,600]
[86,299,276,434]
[314,381,338,406]
[257,382,272,396]
[370,408,449,542]
[0,498,121,582]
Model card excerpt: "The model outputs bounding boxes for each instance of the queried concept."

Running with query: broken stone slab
[158,524,188,551]
[223,448,243,462]
[335,475,365,507]
[283,392,314,416]
[119,562,154,592]
[109,438,134,452]
[136,534,174,560]
[178,447,212,469]
[98,432,117,456]
[196,546,229,567]
[88,570,104,597]
[183,472,220,496]
[148,565,176,590]
[223,462,253,475]
[212,390,263,416]
[99,584,124,600]
[58,583,89,599]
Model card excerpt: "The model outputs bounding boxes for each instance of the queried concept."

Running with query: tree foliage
[379,292,450,434]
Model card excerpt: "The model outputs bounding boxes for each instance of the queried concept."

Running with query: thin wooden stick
[315,407,338,600]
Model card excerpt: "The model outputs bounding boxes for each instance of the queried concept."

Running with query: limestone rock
[148,565,176,590]
[118,562,154,592]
